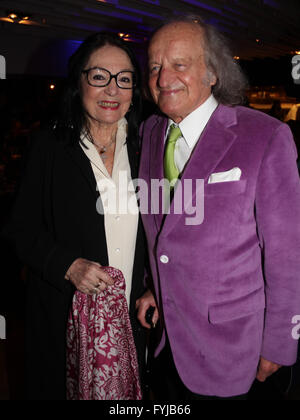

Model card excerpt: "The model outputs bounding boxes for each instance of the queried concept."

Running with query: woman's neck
[89,121,118,147]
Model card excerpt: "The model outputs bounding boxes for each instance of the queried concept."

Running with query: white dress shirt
[80,118,139,307]
[165,95,219,173]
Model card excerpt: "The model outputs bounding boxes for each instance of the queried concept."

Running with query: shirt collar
[167,95,218,149]
[80,117,128,175]
[81,117,127,149]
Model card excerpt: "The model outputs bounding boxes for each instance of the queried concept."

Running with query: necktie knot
[167,124,182,144]
[164,124,182,184]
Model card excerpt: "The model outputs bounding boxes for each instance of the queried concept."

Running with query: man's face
[148,22,216,123]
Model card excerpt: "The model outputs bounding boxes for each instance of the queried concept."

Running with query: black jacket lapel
[126,139,139,181]
[65,141,99,200]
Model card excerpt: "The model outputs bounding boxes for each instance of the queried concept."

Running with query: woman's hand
[136,289,159,329]
[65,258,114,295]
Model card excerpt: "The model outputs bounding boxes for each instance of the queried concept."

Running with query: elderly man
[136,16,300,400]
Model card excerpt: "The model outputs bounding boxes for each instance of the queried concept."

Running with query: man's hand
[256,356,281,382]
[136,289,159,329]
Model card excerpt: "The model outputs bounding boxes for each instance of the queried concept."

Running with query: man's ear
[209,71,217,86]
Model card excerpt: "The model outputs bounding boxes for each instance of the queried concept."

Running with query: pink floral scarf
[66,266,142,400]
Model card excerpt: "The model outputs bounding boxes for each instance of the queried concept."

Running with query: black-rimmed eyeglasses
[82,67,135,89]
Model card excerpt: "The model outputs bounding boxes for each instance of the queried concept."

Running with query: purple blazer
[139,104,300,397]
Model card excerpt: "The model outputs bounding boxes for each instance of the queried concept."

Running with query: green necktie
[164,124,182,184]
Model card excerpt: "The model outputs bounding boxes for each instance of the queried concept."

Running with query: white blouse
[80,118,139,307]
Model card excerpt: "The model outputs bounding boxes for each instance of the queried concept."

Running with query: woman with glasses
[3,32,147,400]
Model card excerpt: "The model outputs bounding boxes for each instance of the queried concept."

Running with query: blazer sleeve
[255,123,300,365]
[2,131,79,292]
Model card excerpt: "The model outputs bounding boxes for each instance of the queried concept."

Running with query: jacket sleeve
[255,123,300,365]
[2,131,79,293]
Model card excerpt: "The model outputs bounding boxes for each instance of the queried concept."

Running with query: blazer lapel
[162,105,238,237]
[149,116,168,231]
[126,139,139,181]
[65,141,99,200]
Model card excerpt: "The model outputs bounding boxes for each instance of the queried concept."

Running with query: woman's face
[81,45,134,129]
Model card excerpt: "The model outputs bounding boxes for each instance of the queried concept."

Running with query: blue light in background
[116,5,164,20]
[84,7,143,23]
[222,5,243,16]
[96,0,119,3]
[141,0,160,4]
[137,24,155,32]
[263,0,279,8]
[72,22,105,32]
[182,0,222,15]
[62,39,83,57]
[52,40,83,76]
[21,39,85,77]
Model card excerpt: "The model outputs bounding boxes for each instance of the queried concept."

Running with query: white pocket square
[208,167,242,184]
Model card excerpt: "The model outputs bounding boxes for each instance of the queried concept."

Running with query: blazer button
[160,255,169,264]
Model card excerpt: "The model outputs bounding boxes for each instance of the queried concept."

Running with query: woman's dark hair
[152,15,248,106]
[55,32,142,146]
